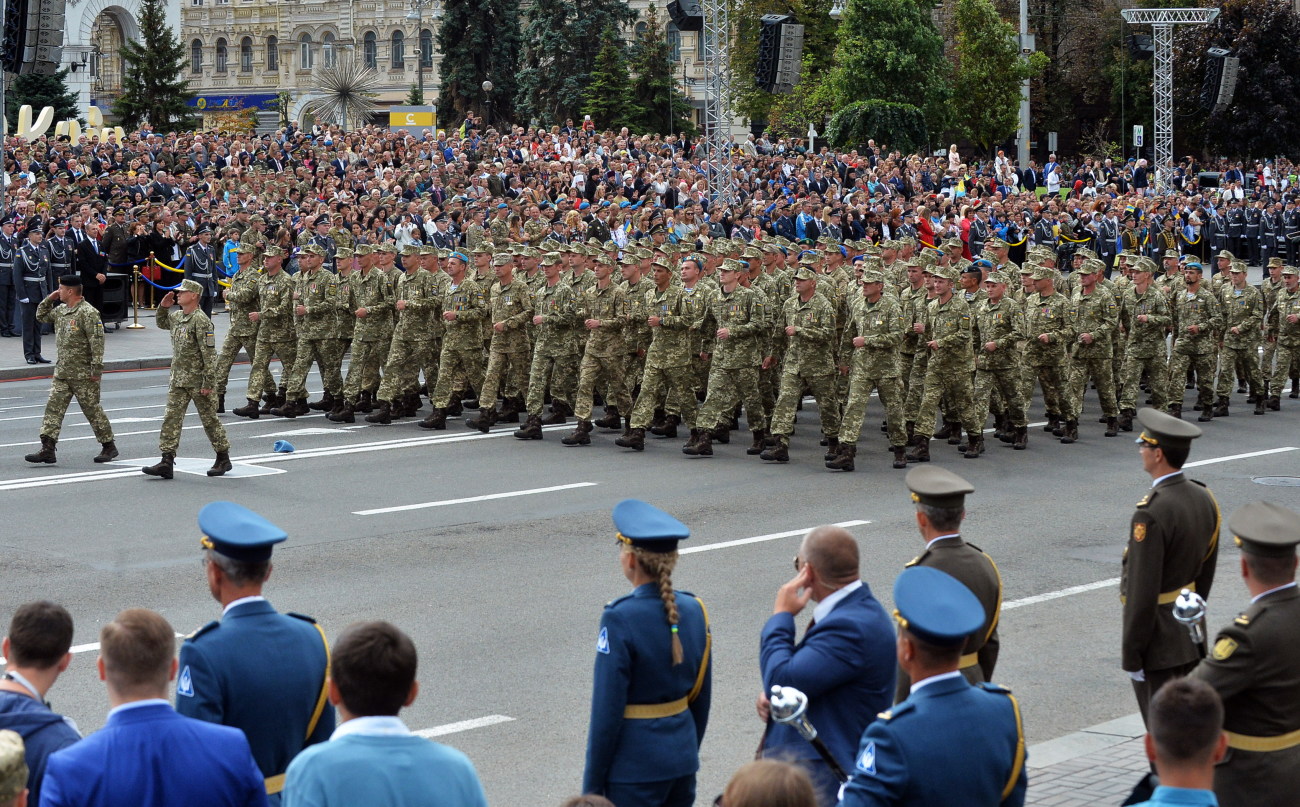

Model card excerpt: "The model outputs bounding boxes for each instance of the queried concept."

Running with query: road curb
[1027,712,1146,769]
[0,356,175,382]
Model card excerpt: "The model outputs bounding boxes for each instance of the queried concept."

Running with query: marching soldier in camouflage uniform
[143,279,230,479]
[1117,258,1171,429]
[562,255,630,446]
[619,255,653,407]
[685,259,766,457]
[233,247,296,419]
[827,266,906,471]
[24,275,116,465]
[1023,264,1076,438]
[1259,258,1285,383]
[470,253,535,433]
[368,246,441,424]
[760,265,840,464]
[318,247,358,417]
[214,244,262,414]
[274,244,342,417]
[421,253,487,429]
[973,271,1029,451]
[1068,258,1120,440]
[1167,261,1223,421]
[330,245,395,423]
[515,253,579,439]
[1215,261,1266,417]
[908,264,982,461]
[1267,265,1300,411]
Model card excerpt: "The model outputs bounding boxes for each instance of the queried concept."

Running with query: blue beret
[599,200,611,207]
[619,201,631,209]
[893,567,983,647]
[497,203,508,209]
[612,499,689,553]
[579,201,590,211]
[198,501,287,562]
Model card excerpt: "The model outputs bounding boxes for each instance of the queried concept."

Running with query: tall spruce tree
[516,0,636,125]
[625,4,695,135]
[114,0,191,131]
[436,0,522,126]
[582,28,633,130]
[6,68,81,126]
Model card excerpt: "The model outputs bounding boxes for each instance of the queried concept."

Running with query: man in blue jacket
[757,525,895,805]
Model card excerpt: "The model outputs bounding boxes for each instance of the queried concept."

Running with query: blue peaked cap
[893,566,984,647]
[198,501,287,562]
[612,499,690,553]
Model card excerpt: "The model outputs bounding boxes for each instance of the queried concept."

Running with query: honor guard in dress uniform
[311,217,338,274]
[1192,501,1300,807]
[185,224,221,317]
[1226,201,1246,258]
[177,501,335,806]
[13,226,52,364]
[583,499,711,807]
[41,220,75,334]
[1123,408,1221,725]
[0,219,18,338]
[839,566,1027,807]
[895,466,1002,700]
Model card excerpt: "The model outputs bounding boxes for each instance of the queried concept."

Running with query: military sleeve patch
[857,741,877,775]
[204,330,216,347]
[1132,523,1146,543]
[177,665,194,697]
[1212,638,1238,660]
[596,627,610,654]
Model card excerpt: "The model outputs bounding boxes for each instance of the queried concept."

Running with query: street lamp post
[405,0,441,105]
[481,80,492,129]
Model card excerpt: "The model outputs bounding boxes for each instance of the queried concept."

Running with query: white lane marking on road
[680,520,872,555]
[1185,446,1299,467]
[355,482,598,515]
[110,457,287,478]
[0,403,166,422]
[0,413,329,449]
[0,468,140,490]
[1,633,188,663]
[1002,578,1121,610]
[255,427,341,438]
[413,715,514,738]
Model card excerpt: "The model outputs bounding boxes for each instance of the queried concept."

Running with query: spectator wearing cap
[41,609,267,807]
[582,500,711,807]
[281,621,488,807]
[0,603,80,807]
[839,566,1026,807]
[177,502,334,805]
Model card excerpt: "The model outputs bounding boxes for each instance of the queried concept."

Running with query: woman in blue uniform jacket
[582,499,712,807]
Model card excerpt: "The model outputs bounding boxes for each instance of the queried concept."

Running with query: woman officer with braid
[582,499,713,807]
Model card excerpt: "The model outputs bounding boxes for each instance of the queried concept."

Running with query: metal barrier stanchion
[125,258,147,329]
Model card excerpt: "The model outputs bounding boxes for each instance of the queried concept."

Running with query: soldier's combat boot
[747,430,767,455]
[328,400,356,423]
[892,445,908,469]
[1013,426,1028,450]
[498,396,522,423]
[1197,403,1214,423]
[906,437,931,463]
[964,432,985,459]
[466,406,498,433]
[1105,417,1119,437]
[417,407,447,430]
[713,424,730,444]
[826,443,856,471]
[1292,377,1299,398]
[279,398,309,418]
[562,419,593,446]
[1212,396,1229,418]
[444,395,461,416]
[93,441,119,463]
[615,427,646,451]
[24,435,56,464]
[270,397,298,418]
[355,390,376,413]
[142,453,175,479]
[307,391,333,411]
[905,420,916,446]
[259,386,286,415]
[1169,404,1183,419]
[408,392,426,415]
[388,395,409,419]
[648,408,669,435]
[1044,413,1060,433]
[540,401,569,426]
[232,398,261,419]
[1254,389,1267,415]
[594,407,622,430]
[689,428,713,456]
[1118,409,1134,432]
[1060,419,1079,444]
[1268,395,1282,411]
[207,451,232,477]
[514,414,544,440]
[822,437,840,462]
[217,394,226,414]
[655,414,680,439]
[365,401,393,425]
[759,437,790,463]
[934,420,956,440]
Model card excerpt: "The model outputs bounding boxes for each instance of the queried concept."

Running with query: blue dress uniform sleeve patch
[596,627,611,655]
[857,741,877,775]
[177,664,195,697]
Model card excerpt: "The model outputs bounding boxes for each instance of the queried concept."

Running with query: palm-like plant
[307,58,382,131]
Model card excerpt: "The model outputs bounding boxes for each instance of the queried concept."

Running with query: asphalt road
[2,366,1298,806]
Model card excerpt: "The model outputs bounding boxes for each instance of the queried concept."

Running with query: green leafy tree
[516,0,637,124]
[436,0,522,126]
[731,0,839,125]
[582,28,633,130]
[950,0,1046,153]
[824,99,928,153]
[625,5,696,135]
[764,53,837,139]
[826,0,951,133]
[113,0,191,131]
[6,68,82,127]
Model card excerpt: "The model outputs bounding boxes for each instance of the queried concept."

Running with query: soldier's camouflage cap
[1131,257,1157,274]
[263,245,285,257]
[1268,257,1284,267]
[720,258,747,273]
[400,245,420,256]
[301,244,327,256]
[793,266,817,281]
[231,244,256,254]
[418,246,437,256]
[492,254,513,266]
[335,247,354,260]
[860,269,885,284]
[541,252,563,266]
[1030,265,1056,281]
[176,279,204,295]
[1079,258,1107,275]
[471,245,492,255]
[353,244,372,256]
[0,730,27,802]
[1282,265,1299,276]
[930,264,960,282]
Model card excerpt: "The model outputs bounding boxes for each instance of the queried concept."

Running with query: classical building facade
[59,0,181,117]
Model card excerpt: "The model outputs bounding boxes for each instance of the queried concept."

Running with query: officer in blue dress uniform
[175,501,334,805]
[582,499,712,807]
[840,566,1027,807]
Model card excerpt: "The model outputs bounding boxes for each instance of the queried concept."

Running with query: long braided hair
[630,545,684,666]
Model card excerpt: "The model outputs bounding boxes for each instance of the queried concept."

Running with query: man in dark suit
[75,220,109,314]
[39,608,267,807]
[758,525,896,806]
[1125,408,1221,726]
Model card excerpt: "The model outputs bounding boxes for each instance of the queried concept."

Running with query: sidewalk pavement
[0,305,234,381]
[1026,712,1150,806]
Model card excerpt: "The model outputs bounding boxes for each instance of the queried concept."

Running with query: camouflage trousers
[697,365,765,432]
[574,353,633,421]
[342,338,387,400]
[1119,353,1169,412]
[1070,356,1119,418]
[974,367,1028,428]
[41,377,114,442]
[159,386,228,454]
[769,370,839,439]
[525,351,578,416]
[630,363,697,429]
[480,349,531,409]
[1167,351,1216,408]
[1260,339,1277,377]
[1027,363,1075,420]
[838,370,904,447]
[431,346,485,408]
[377,339,433,402]
[215,332,266,397]
[1216,344,1263,398]
[1113,342,1127,395]
[285,337,344,398]
[915,361,979,438]
[1270,342,1300,394]
[903,350,931,421]
[759,364,779,415]
[625,351,647,395]
[245,338,297,401]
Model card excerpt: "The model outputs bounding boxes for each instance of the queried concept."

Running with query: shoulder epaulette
[904,552,928,568]
[1234,613,1251,627]
[978,681,1012,695]
[285,611,319,625]
[1189,478,1209,489]
[185,620,220,642]
[1136,492,1154,508]
[881,700,916,720]
[605,593,634,610]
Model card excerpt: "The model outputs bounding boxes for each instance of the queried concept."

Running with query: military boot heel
[142,453,175,479]
[93,441,119,463]
[24,435,57,464]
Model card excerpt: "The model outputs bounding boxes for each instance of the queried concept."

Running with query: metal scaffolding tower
[1120,7,1219,192]
[700,0,736,206]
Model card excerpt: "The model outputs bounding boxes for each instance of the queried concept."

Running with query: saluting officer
[184,224,221,317]
[1123,408,1221,725]
[1192,501,1300,807]
[839,566,1026,807]
[177,501,335,806]
[583,499,711,807]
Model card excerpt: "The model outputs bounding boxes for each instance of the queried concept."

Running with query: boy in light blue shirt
[1129,678,1225,807]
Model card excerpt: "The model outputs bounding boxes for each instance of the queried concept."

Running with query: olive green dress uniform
[1123,409,1221,725]
[1191,501,1300,807]
[35,295,114,444]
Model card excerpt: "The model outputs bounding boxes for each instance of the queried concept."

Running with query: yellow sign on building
[388,107,437,132]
